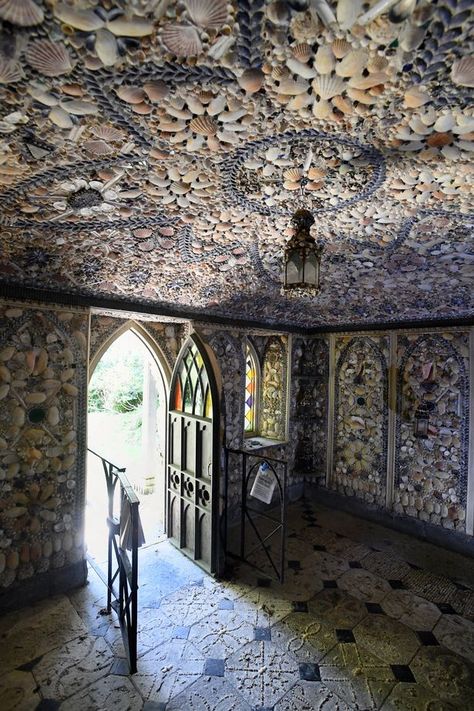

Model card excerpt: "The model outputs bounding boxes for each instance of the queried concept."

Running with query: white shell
[106,17,154,37]
[94,29,118,67]
[314,45,335,75]
[312,75,345,99]
[336,50,368,78]
[54,3,104,31]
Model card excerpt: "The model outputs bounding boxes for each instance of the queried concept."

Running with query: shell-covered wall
[260,336,288,441]
[293,336,329,481]
[395,333,469,531]
[333,335,389,505]
[0,302,88,594]
[324,329,471,534]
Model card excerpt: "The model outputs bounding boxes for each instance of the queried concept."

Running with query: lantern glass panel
[304,249,320,287]
[286,250,303,284]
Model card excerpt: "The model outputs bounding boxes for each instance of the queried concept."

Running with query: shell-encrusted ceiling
[0,0,472,328]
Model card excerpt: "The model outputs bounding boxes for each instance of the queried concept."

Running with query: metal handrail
[87,448,140,673]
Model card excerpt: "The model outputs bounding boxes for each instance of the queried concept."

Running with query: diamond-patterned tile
[226,640,299,708]
[353,614,420,664]
[410,646,474,708]
[274,681,353,710]
[319,642,396,710]
[166,676,252,711]
[381,589,442,631]
[188,609,256,659]
[433,614,474,663]
[337,568,391,603]
[271,613,336,662]
[133,640,205,704]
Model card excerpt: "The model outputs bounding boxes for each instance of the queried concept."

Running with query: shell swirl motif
[25,40,73,77]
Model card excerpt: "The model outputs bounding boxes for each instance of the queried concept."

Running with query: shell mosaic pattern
[0,1,473,328]
[333,335,389,506]
[0,305,88,589]
[395,332,469,530]
[293,336,329,478]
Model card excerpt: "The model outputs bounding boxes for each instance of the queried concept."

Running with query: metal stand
[88,449,140,674]
[225,448,287,583]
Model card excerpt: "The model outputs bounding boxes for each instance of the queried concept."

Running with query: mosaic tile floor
[1,500,474,711]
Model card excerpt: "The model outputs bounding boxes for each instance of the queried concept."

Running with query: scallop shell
[83,139,115,156]
[25,40,73,77]
[162,24,202,57]
[283,168,301,182]
[0,57,23,84]
[116,85,147,104]
[312,75,345,100]
[314,45,335,75]
[185,0,228,29]
[451,57,474,88]
[336,49,368,78]
[292,43,311,63]
[331,39,351,59]
[0,0,44,26]
[189,115,218,136]
[91,125,124,142]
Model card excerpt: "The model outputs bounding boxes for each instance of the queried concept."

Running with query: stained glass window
[244,342,258,434]
[172,341,212,418]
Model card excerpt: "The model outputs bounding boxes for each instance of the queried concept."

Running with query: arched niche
[333,336,388,506]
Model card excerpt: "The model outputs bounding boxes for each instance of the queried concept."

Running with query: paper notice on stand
[250,462,276,505]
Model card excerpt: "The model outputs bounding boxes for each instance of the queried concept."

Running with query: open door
[167,334,219,573]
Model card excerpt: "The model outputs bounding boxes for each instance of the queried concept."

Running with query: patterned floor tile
[410,646,474,708]
[322,536,372,563]
[319,642,396,710]
[188,609,256,659]
[308,589,368,629]
[159,580,230,626]
[0,669,41,711]
[277,568,325,602]
[301,550,350,580]
[133,639,204,705]
[233,584,294,626]
[226,640,299,707]
[33,634,113,700]
[433,614,474,663]
[337,568,392,603]
[379,682,458,710]
[381,589,442,631]
[274,680,353,710]
[271,612,336,661]
[353,614,420,664]
[166,675,251,710]
[58,674,143,710]
[0,597,87,674]
[104,607,175,658]
[361,550,412,581]
[403,570,459,605]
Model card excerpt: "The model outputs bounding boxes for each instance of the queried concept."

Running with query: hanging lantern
[283,208,323,295]
[414,401,430,439]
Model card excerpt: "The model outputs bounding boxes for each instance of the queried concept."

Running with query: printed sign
[250,461,276,505]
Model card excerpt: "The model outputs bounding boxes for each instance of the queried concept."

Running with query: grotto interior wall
[0,301,89,613]
[304,327,473,553]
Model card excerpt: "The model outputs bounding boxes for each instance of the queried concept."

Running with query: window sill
[243,436,287,451]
